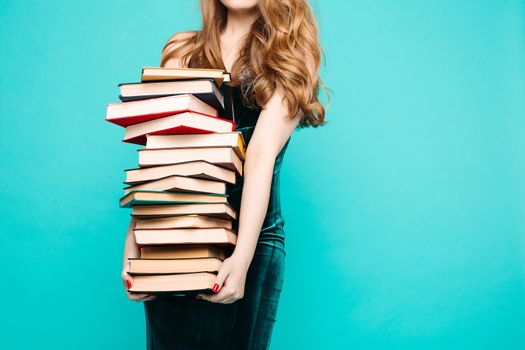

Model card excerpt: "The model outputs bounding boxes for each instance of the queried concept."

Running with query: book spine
[218,83,235,123]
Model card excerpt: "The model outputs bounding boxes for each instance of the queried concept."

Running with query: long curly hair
[160,0,328,128]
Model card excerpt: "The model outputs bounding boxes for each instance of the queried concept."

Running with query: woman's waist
[256,236,286,255]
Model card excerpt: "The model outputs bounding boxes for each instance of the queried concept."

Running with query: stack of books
[105,67,246,296]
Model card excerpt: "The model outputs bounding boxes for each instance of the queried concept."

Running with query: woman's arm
[198,88,301,304]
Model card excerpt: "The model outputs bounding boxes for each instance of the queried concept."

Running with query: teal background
[1,0,524,349]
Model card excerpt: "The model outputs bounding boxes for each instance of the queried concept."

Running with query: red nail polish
[212,283,219,293]
[126,279,132,289]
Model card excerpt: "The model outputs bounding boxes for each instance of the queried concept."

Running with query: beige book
[127,257,223,274]
[136,215,232,230]
[128,272,217,293]
[138,147,243,176]
[140,244,227,259]
[141,67,229,85]
[106,94,217,127]
[134,228,237,246]
[120,191,228,208]
[123,112,234,144]
[132,203,236,220]
[146,132,246,160]
[123,175,226,196]
[125,161,236,185]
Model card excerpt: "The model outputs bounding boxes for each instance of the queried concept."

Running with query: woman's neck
[223,8,258,41]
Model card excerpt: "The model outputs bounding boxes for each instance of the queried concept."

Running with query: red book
[123,112,236,145]
[105,94,218,127]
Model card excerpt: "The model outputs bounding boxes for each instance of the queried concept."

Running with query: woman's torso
[225,85,291,246]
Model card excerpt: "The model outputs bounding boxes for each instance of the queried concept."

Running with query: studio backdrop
[1,0,524,349]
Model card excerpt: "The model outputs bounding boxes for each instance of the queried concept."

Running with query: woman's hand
[195,253,251,304]
[121,268,157,302]
[121,217,157,302]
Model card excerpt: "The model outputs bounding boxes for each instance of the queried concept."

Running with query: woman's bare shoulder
[161,31,198,68]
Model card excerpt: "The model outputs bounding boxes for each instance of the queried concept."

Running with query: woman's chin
[219,0,258,12]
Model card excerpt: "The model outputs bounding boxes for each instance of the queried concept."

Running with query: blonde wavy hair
[161,0,328,128]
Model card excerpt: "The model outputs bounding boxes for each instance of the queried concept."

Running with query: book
[135,215,232,230]
[106,94,217,127]
[132,203,236,220]
[119,79,224,110]
[123,175,226,196]
[123,112,235,145]
[128,272,217,293]
[120,191,228,208]
[134,227,237,246]
[138,147,243,176]
[124,161,236,185]
[141,67,230,85]
[127,257,223,274]
[139,244,227,259]
[145,132,246,160]
[218,82,235,122]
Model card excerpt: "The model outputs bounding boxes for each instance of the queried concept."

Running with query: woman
[121,0,327,348]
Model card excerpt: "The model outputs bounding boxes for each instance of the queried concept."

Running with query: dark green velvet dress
[143,85,290,350]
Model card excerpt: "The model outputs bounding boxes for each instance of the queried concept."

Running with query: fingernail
[212,283,220,293]
[126,279,132,289]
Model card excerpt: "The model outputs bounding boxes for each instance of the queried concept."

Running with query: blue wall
[1,1,524,349]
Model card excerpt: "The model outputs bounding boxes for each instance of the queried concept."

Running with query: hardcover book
[122,175,227,196]
[123,112,235,145]
[139,244,227,259]
[145,132,246,160]
[138,147,243,176]
[106,94,217,127]
[125,160,236,185]
[134,227,237,246]
[141,67,229,85]
[127,257,223,274]
[120,191,228,208]
[128,272,218,294]
[135,215,233,230]
[119,78,224,110]
[131,203,237,220]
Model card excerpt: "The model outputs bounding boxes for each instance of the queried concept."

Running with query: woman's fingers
[197,262,245,304]
[200,259,232,301]
[137,293,157,300]
[128,291,157,301]
[199,285,235,304]
[138,295,157,302]
[122,271,133,289]
[127,291,144,299]
[122,270,157,301]
[212,262,229,293]
[198,293,221,303]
